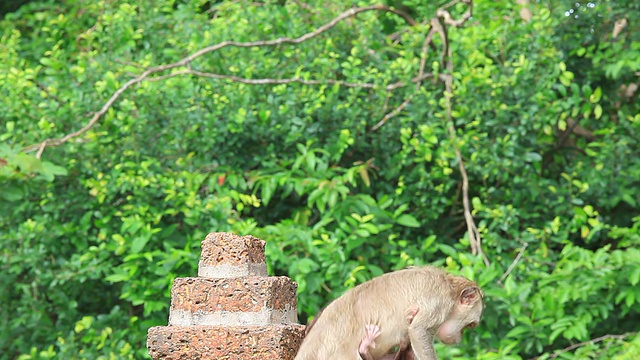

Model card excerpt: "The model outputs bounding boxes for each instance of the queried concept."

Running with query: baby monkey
[295,266,483,360]
[358,307,418,360]
[305,300,417,360]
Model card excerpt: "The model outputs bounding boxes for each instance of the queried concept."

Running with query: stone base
[147,324,305,359]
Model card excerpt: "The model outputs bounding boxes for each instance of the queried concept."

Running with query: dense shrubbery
[1,0,639,359]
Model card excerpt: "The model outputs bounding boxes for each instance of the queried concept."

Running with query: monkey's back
[295,266,454,360]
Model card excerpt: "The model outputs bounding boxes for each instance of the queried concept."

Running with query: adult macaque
[295,266,483,360]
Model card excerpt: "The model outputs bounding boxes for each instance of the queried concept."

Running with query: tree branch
[434,2,487,265]
[437,0,473,27]
[367,1,485,265]
[146,68,439,92]
[370,21,439,132]
[22,4,417,155]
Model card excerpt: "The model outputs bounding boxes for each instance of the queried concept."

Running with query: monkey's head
[435,283,483,345]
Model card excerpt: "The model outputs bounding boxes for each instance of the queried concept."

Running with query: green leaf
[130,235,150,254]
[506,325,530,338]
[594,104,603,119]
[524,152,542,162]
[396,214,420,228]
[104,273,129,283]
[630,266,640,286]
[590,87,602,103]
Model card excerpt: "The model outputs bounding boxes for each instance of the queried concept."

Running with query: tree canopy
[1,0,639,359]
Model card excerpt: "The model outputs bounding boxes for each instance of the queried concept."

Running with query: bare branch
[370,94,416,131]
[498,242,528,283]
[437,0,473,27]
[22,4,418,154]
[431,1,487,265]
[148,69,377,88]
[370,0,474,132]
[36,140,47,159]
[368,1,484,265]
[378,5,417,26]
[147,68,439,92]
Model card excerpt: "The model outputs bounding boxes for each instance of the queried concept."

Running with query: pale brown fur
[295,266,482,360]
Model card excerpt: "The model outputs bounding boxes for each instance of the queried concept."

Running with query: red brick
[198,232,267,278]
[147,324,305,359]
[168,277,298,326]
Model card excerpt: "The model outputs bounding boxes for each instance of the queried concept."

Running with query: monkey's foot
[358,324,382,358]
[406,306,419,323]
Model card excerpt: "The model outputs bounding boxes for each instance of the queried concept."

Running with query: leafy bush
[1,0,638,359]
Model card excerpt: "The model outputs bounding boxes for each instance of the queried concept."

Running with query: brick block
[168,276,298,326]
[198,232,267,278]
[147,324,305,360]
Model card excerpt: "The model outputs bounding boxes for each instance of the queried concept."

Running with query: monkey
[304,309,324,336]
[294,266,483,360]
[296,267,481,360]
[304,304,417,360]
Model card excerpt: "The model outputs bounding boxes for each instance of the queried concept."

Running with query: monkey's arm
[407,326,436,360]
[407,310,438,360]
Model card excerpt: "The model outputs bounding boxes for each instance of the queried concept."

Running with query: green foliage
[1,0,639,359]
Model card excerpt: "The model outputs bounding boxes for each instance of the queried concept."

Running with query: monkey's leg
[358,324,381,360]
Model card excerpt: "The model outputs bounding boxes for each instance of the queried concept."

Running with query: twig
[387,73,450,91]
[370,94,416,131]
[206,1,265,16]
[370,16,438,131]
[437,0,473,27]
[146,68,440,92]
[36,140,48,159]
[498,242,528,283]
[433,3,487,265]
[75,1,106,52]
[528,332,636,360]
[22,4,417,154]
[36,82,67,106]
[388,19,430,44]
[369,1,485,265]
[290,0,315,12]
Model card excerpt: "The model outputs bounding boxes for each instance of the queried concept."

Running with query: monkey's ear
[459,286,480,305]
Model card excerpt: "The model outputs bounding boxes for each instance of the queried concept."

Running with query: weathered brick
[168,276,298,326]
[147,324,305,359]
[198,232,267,278]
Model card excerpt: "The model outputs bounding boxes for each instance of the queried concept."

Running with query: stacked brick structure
[147,232,305,359]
